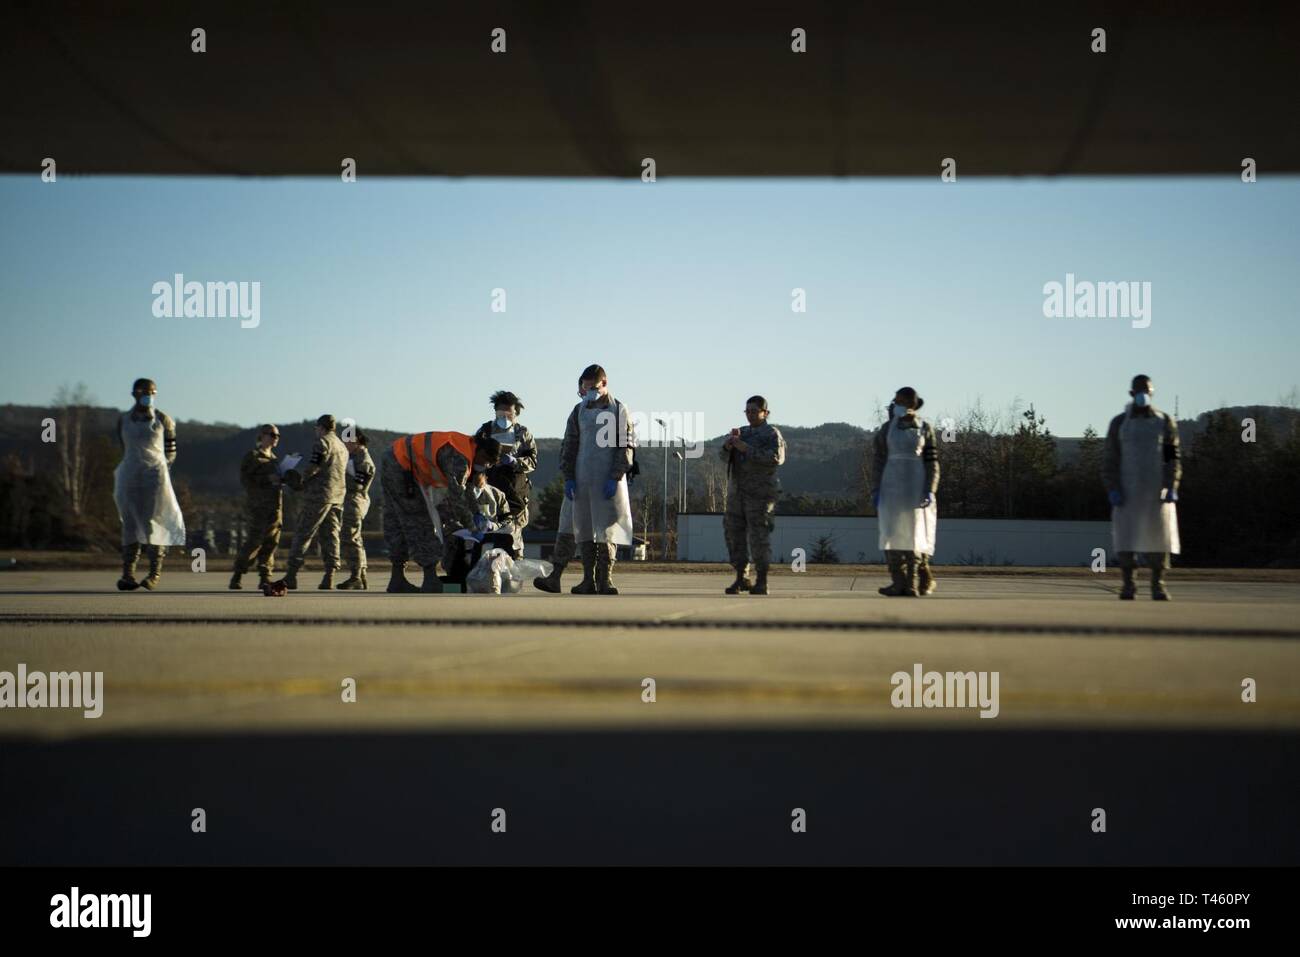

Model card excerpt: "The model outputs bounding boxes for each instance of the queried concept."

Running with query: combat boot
[281,558,303,591]
[724,565,752,595]
[318,567,336,590]
[229,557,249,590]
[1119,561,1136,600]
[419,563,444,593]
[596,544,619,595]
[917,555,937,596]
[257,568,273,590]
[533,557,568,593]
[878,551,907,596]
[140,546,164,591]
[1150,560,1171,601]
[751,563,769,596]
[899,553,919,597]
[118,543,142,591]
[386,561,419,593]
[336,573,364,590]
[570,542,597,594]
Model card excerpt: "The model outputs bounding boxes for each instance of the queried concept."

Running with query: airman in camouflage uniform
[280,414,348,590]
[381,431,502,593]
[229,424,283,589]
[721,395,786,595]
[474,390,539,530]
[337,430,376,590]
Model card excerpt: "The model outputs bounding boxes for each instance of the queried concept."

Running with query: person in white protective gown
[870,387,940,597]
[559,364,636,595]
[113,378,187,591]
[1102,374,1182,600]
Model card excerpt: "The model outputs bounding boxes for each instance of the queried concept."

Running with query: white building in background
[676,514,1111,566]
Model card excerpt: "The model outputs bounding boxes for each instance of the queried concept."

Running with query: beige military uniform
[234,444,283,578]
[287,430,348,570]
[340,446,375,574]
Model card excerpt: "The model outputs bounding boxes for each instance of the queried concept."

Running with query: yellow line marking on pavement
[88,677,1300,714]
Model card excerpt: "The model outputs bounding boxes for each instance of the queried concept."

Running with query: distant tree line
[3,392,1297,566]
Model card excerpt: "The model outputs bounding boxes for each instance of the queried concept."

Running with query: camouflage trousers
[724,490,776,569]
[235,507,281,576]
[551,532,577,566]
[122,542,166,567]
[380,448,443,569]
[287,498,342,570]
[340,496,368,573]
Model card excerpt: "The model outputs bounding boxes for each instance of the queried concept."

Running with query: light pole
[655,418,668,559]
[674,449,685,513]
[679,437,688,511]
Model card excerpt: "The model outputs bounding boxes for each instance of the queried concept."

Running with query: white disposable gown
[877,417,937,555]
[572,401,634,546]
[113,412,186,547]
[1111,408,1180,554]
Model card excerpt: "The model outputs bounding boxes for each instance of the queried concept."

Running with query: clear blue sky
[2,175,1296,440]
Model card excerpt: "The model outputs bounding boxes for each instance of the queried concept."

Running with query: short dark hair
[132,378,156,394]
[490,390,523,414]
[746,395,769,412]
[1131,374,1152,391]
[258,423,278,436]
[476,436,502,465]
[353,430,368,447]
[316,414,336,431]
[894,387,924,410]
[579,364,607,385]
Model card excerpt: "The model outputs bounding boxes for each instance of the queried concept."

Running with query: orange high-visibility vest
[392,431,477,489]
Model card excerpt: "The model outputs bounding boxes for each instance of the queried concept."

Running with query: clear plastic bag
[465,550,553,594]
[466,548,513,594]
[507,558,553,593]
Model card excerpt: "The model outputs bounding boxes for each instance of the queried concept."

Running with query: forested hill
[3,404,1297,500]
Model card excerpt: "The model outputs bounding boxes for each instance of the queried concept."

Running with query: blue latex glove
[1163,488,1178,503]
[1108,490,1124,507]
[472,513,487,531]
[919,492,934,508]
[872,490,880,509]
[602,478,618,500]
[500,453,517,467]
[564,480,576,500]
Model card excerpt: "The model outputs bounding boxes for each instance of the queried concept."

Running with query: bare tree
[700,454,726,512]
[53,382,96,518]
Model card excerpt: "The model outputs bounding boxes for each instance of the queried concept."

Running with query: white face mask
[1133,392,1151,408]
[891,403,908,418]
[585,389,601,403]
[495,415,512,430]
[137,394,154,408]
[473,485,485,498]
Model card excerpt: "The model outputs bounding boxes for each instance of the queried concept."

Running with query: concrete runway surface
[2,568,1298,864]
